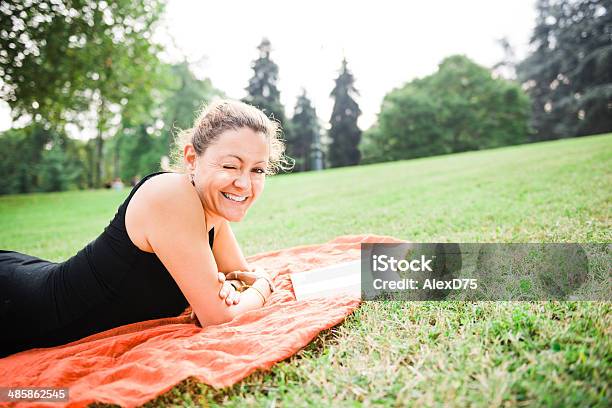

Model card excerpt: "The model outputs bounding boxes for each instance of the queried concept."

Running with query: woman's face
[188,127,269,223]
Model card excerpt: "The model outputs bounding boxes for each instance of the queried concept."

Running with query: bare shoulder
[125,173,204,252]
[134,173,194,206]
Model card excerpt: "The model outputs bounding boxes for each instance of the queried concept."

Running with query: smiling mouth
[222,192,249,203]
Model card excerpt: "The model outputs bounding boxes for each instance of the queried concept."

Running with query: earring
[190,173,195,187]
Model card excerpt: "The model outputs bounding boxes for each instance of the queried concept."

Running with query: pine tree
[517,0,612,139]
[243,38,287,127]
[288,90,322,172]
[328,58,362,167]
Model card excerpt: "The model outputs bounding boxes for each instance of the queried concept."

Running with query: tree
[242,38,287,129]
[0,0,166,187]
[361,55,530,163]
[115,124,163,181]
[112,61,223,182]
[517,0,612,140]
[37,133,82,192]
[492,37,519,80]
[360,91,446,164]
[0,126,85,194]
[288,90,321,172]
[1,0,89,125]
[328,58,362,167]
[0,126,48,194]
[162,62,223,148]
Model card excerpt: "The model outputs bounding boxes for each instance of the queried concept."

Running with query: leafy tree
[328,58,362,167]
[37,133,82,192]
[106,51,222,187]
[361,55,530,163]
[0,126,84,193]
[0,127,45,194]
[361,91,445,164]
[288,90,321,172]
[242,38,287,129]
[0,0,166,187]
[1,0,88,124]
[115,124,163,181]
[517,0,612,139]
[82,1,165,187]
[112,62,223,182]
[62,135,92,189]
[162,61,223,148]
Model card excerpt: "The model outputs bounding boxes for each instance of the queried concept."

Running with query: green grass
[2,133,611,407]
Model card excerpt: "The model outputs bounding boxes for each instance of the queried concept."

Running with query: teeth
[223,192,247,202]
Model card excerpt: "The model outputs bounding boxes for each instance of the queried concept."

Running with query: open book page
[290,260,361,301]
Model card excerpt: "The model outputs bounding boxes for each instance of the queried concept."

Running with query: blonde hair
[167,98,294,175]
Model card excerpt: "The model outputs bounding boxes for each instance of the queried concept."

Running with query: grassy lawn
[1,133,610,407]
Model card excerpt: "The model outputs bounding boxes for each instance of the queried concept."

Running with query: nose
[234,171,251,191]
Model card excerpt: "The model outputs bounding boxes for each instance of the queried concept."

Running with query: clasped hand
[218,267,272,304]
[190,268,271,322]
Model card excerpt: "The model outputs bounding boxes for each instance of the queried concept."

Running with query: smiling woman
[187,128,269,223]
[0,99,294,357]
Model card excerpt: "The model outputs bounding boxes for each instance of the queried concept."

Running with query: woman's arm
[211,220,275,308]
[134,176,268,327]
[212,219,252,274]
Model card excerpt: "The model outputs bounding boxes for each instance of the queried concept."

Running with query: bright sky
[0,0,537,133]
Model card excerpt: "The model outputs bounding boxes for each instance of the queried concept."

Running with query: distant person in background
[0,99,293,357]
[111,177,124,191]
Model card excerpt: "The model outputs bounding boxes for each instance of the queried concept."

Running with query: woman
[0,99,292,357]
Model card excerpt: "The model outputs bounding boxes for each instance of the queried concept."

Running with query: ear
[183,143,197,171]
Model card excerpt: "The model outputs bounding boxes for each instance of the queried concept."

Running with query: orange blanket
[0,234,403,407]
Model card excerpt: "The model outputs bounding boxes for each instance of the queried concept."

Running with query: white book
[290,260,362,301]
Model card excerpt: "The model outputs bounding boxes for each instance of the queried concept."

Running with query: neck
[203,208,222,232]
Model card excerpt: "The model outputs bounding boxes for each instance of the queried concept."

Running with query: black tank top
[34,171,214,346]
